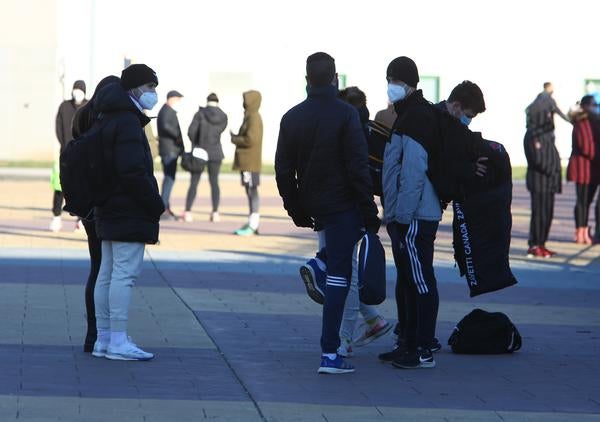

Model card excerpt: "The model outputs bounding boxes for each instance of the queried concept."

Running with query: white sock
[249,213,260,230]
[322,353,337,360]
[97,329,110,343]
[110,331,127,346]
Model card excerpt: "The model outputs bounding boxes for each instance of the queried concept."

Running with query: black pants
[241,171,260,214]
[315,208,363,354]
[82,219,102,351]
[575,183,599,228]
[185,161,222,212]
[161,157,178,210]
[52,190,63,216]
[387,220,439,350]
[529,191,555,247]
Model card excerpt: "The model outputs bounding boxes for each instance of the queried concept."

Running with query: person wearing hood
[91,64,164,361]
[231,90,263,235]
[567,95,600,244]
[50,80,88,232]
[157,90,184,220]
[184,93,228,222]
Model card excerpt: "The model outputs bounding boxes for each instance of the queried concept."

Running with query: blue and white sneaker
[299,258,326,305]
[318,354,355,374]
[92,340,108,358]
[105,339,154,361]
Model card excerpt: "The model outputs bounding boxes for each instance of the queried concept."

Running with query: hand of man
[475,156,488,177]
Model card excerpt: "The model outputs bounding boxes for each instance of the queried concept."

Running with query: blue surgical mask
[460,115,472,126]
[138,91,158,110]
[387,83,407,104]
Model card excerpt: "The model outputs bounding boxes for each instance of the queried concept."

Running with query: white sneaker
[183,211,193,223]
[105,339,154,361]
[210,211,220,222]
[92,340,108,358]
[49,216,62,232]
[337,338,354,358]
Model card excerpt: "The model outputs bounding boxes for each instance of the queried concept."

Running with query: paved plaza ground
[0,173,599,421]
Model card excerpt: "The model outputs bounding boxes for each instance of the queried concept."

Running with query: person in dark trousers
[51,80,88,232]
[71,75,121,353]
[378,56,442,370]
[184,93,228,223]
[92,64,165,361]
[157,90,184,220]
[276,52,380,374]
[524,82,571,258]
[232,90,263,235]
[567,95,600,244]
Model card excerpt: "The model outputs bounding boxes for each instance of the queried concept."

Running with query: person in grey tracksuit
[379,56,442,369]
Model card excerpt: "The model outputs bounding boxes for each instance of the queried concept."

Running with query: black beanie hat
[72,80,86,94]
[207,93,219,102]
[386,57,419,88]
[120,64,158,90]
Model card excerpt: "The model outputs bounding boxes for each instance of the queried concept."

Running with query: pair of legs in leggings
[83,219,101,352]
[574,183,599,242]
[185,161,222,212]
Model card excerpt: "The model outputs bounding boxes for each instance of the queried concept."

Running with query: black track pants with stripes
[388,220,439,350]
[528,191,555,247]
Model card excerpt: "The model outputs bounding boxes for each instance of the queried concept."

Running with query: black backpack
[357,232,386,305]
[448,309,522,354]
[59,114,115,218]
[366,120,391,197]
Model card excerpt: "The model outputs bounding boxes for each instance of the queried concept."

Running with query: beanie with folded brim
[387,57,419,88]
[121,64,159,90]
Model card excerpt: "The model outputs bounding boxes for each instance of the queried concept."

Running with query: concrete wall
[2,0,599,165]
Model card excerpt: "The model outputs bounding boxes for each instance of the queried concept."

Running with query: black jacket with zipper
[187,105,228,161]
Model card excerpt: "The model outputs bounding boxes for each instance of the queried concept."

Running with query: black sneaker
[378,342,407,363]
[392,347,435,369]
[430,338,441,353]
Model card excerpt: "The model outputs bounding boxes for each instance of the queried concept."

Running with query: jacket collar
[307,84,338,99]
[393,89,426,117]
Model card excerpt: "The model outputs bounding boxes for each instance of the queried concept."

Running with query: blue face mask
[460,115,472,126]
[387,83,407,104]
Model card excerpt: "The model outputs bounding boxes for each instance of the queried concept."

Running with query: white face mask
[72,89,85,103]
[136,90,158,110]
[387,83,407,104]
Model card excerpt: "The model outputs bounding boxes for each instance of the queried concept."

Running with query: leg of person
[318,208,362,374]
[583,184,598,244]
[161,157,178,215]
[338,243,361,357]
[184,171,202,222]
[592,185,600,240]
[105,242,152,361]
[392,220,438,369]
[208,161,222,221]
[541,192,556,255]
[92,240,114,357]
[527,191,546,257]
[50,190,63,232]
[574,184,587,243]
[299,230,327,305]
[83,219,102,353]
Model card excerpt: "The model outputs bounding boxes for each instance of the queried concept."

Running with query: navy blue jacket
[275,85,379,228]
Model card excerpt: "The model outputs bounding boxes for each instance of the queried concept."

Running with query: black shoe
[392,347,435,369]
[430,338,441,353]
[378,342,407,363]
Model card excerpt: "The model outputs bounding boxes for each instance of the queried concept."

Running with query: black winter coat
[524,130,562,193]
[157,104,183,159]
[187,105,228,161]
[92,83,165,244]
[56,99,87,152]
[275,85,379,228]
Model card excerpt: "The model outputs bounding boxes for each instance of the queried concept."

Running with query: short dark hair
[581,95,596,107]
[543,82,552,90]
[306,52,336,86]
[448,81,486,114]
[338,86,366,109]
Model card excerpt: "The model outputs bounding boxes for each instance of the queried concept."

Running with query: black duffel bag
[181,147,208,173]
[448,308,522,354]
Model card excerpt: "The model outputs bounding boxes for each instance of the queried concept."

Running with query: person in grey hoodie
[184,93,228,222]
[378,57,442,370]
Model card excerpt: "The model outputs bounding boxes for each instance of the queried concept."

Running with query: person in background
[231,90,263,235]
[374,102,397,129]
[71,75,121,353]
[184,93,228,223]
[51,80,88,232]
[92,64,164,361]
[524,82,571,258]
[157,90,184,220]
[567,95,600,244]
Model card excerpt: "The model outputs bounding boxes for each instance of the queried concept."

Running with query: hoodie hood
[243,90,262,113]
[203,105,227,125]
[94,82,150,126]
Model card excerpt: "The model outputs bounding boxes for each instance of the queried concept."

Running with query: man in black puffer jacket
[275,52,380,375]
[92,64,164,362]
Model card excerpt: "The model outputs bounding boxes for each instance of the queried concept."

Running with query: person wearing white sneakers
[91,64,165,361]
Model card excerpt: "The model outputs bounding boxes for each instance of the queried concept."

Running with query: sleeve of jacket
[524,134,556,175]
[574,120,595,159]
[55,104,65,146]
[552,98,570,122]
[187,112,201,146]
[395,135,428,224]
[113,115,165,218]
[274,116,301,216]
[342,108,379,227]
[231,115,258,147]
[158,108,181,140]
